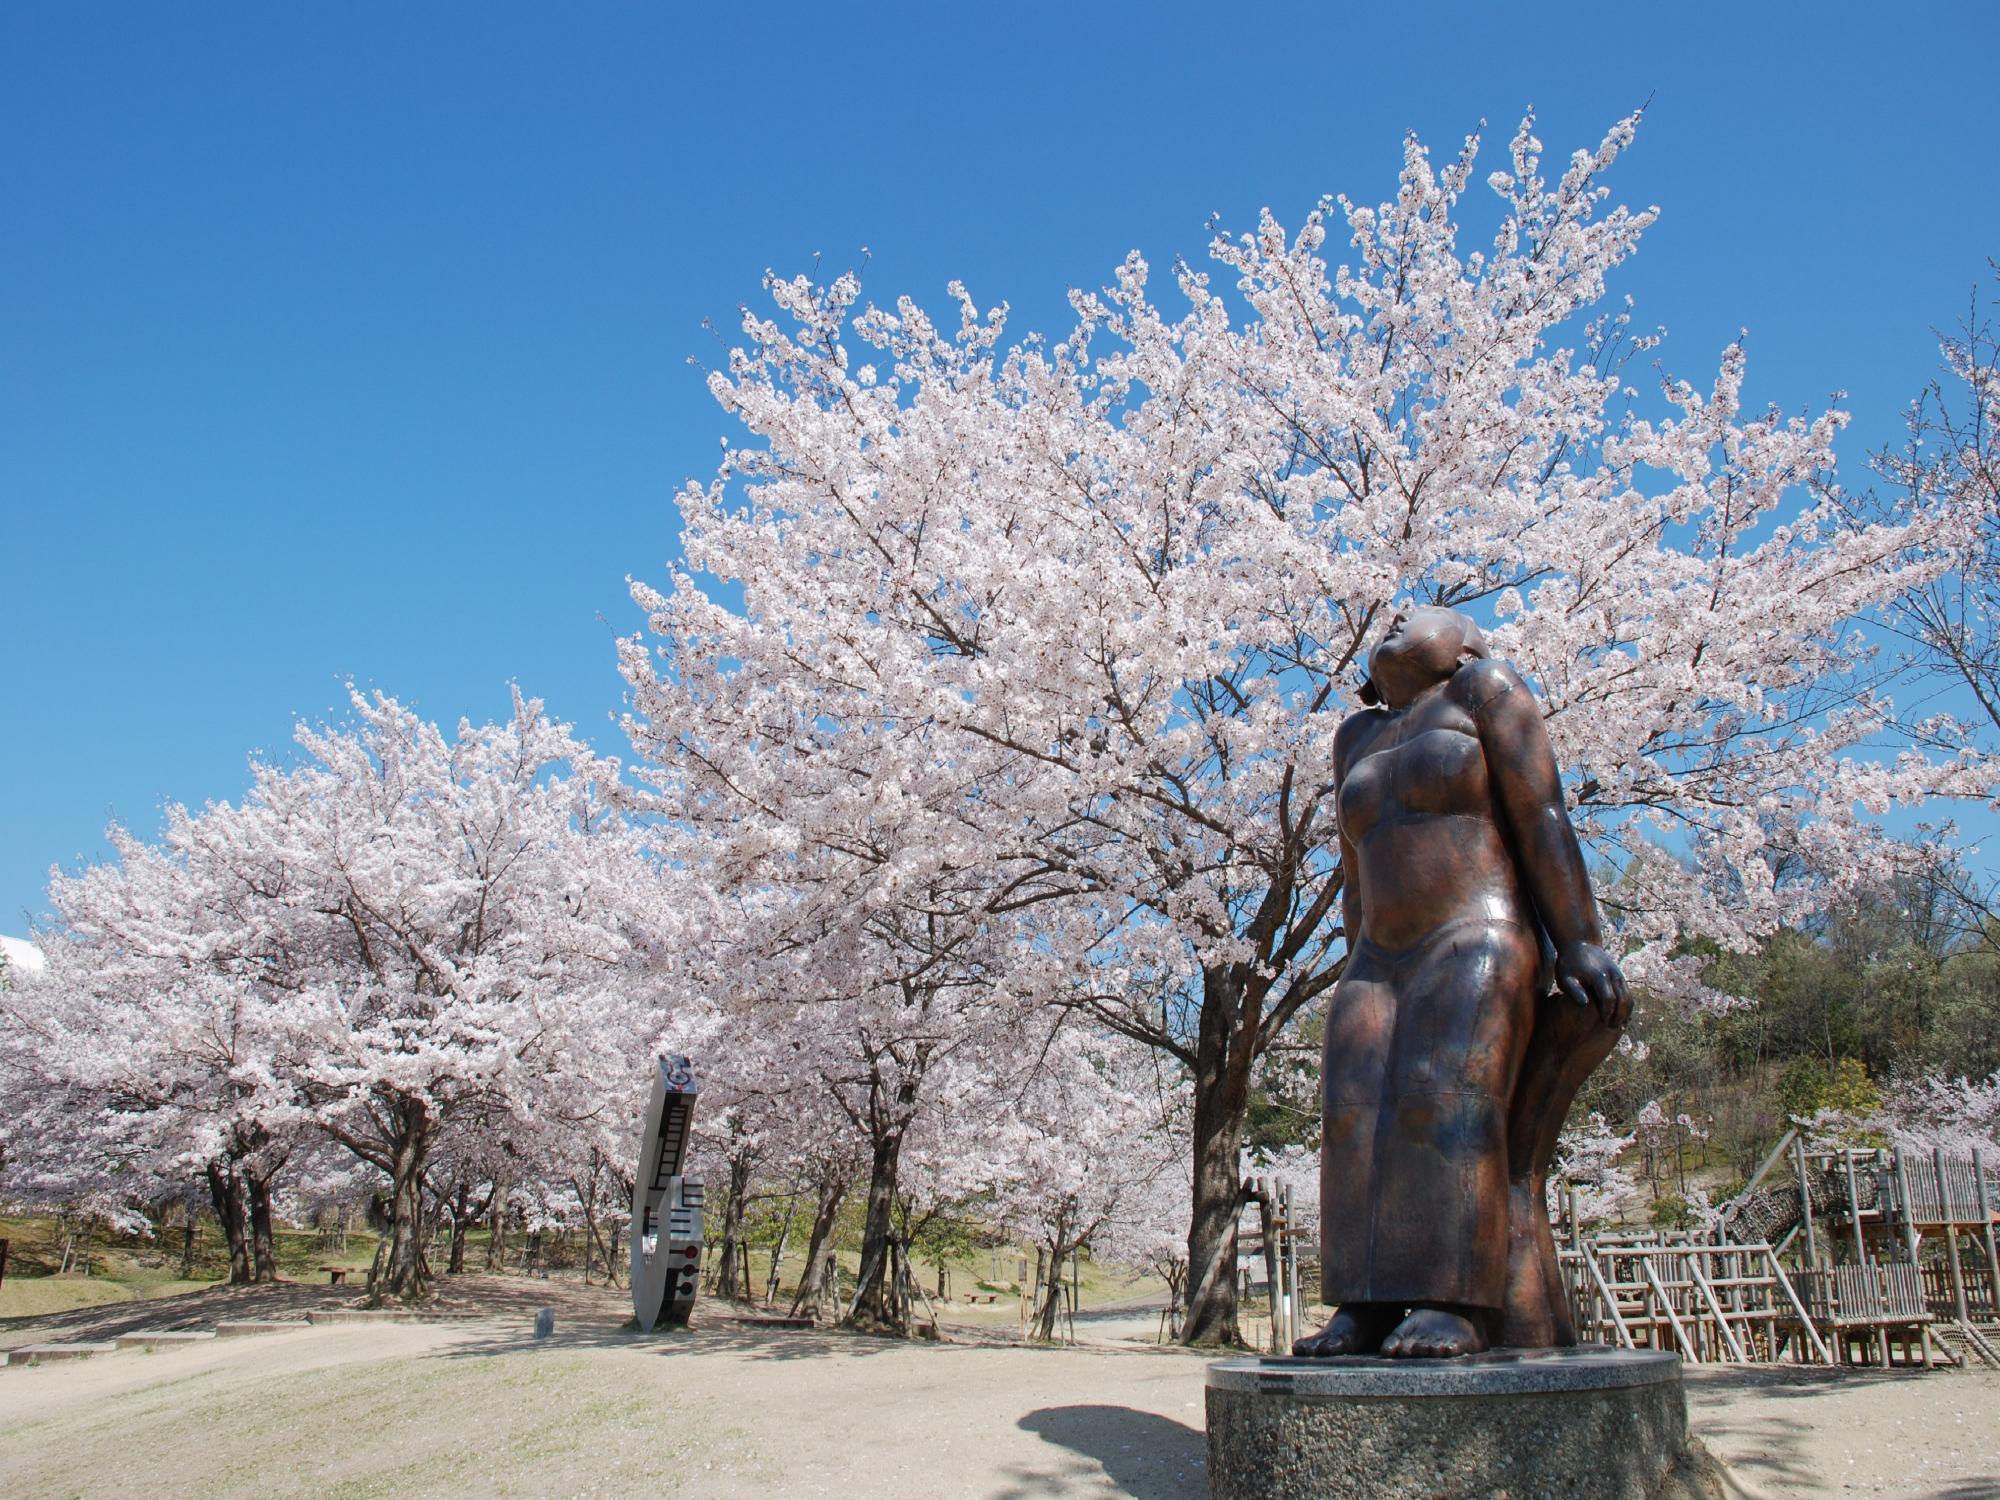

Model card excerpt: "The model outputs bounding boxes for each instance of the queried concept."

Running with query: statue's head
[1361,605,1486,707]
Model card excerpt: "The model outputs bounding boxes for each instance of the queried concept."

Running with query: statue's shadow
[996,1404,1205,1498]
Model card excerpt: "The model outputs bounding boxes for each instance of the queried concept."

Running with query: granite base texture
[1205,1349,1726,1500]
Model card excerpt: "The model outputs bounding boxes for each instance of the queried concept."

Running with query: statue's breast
[1337,725,1490,841]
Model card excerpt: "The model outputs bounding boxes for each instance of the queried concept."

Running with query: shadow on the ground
[1680,1363,1954,1495]
[436,1313,1135,1364]
[1,1269,1212,1376]
[1685,1363,1940,1396]
[982,1405,1204,1499]
[0,1280,357,1347]
[0,1272,621,1350]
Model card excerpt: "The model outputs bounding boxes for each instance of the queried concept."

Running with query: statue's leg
[1316,965,1396,1319]
[1500,992,1620,1346]
[1371,922,1538,1359]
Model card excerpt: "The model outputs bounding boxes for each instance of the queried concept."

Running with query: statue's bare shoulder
[1332,703,1391,779]
[1446,657,1530,722]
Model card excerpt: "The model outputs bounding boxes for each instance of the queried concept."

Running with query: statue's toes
[1295,1312,1373,1357]
[1380,1309,1482,1358]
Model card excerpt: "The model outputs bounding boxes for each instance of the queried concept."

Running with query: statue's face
[1369,605,1472,703]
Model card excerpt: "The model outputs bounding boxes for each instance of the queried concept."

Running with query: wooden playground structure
[1230,1174,1312,1352]
[1561,1136,2000,1369]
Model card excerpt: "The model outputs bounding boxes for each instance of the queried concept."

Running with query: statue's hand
[1555,941,1630,1029]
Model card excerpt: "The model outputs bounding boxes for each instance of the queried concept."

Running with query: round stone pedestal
[1206,1348,1714,1500]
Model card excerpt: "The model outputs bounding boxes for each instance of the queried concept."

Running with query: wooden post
[1891,1147,1924,1265]
[1890,1147,1945,1366]
[1282,1182,1303,1350]
[1974,1148,2000,1321]
[1841,1150,1869,1265]
[1793,1136,1820,1268]
[1935,1146,1970,1325]
[1255,1179,1282,1353]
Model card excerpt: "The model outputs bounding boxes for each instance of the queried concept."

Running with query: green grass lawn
[0,1211,381,1320]
[1,1206,1165,1327]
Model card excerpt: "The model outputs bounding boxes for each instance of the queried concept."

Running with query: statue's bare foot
[1380,1306,1486,1359]
[1292,1304,1396,1358]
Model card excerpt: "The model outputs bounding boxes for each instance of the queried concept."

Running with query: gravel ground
[1684,1363,2000,1499]
[1,1281,1994,1498]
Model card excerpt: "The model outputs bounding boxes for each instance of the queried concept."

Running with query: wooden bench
[320,1266,350,1285]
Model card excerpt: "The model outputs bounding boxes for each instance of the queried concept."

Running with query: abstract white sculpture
[631,1054,704,1331]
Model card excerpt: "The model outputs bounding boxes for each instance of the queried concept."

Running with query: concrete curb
[5,1341,120,1366]
[114,1330,219,1348]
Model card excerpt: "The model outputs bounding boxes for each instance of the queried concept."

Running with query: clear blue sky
[4,4,1997,928]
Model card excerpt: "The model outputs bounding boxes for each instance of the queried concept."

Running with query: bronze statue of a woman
[1294,605,1630,1359]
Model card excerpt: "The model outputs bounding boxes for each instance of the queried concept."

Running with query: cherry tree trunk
[765,1199,795,1306]
[788,1176,849,1320]
[1033,1234,1077,1342]
[579,1196,600,1286]
[485,1178,508,1269]
[204,1162,253,1285]
[714,1152,752,1303]
[447,1182,471,1275]
[843,1128,908,1335]
[245,1170,279,1283]
[1182,967,1254,1347]
[369,1099,433,1304]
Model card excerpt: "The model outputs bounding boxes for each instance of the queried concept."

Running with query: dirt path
[0,1316,1210,1498]
[1,1285,1995,1498]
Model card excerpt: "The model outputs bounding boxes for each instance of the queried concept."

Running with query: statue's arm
[1464,661,1630,1027]
[1336,822,1362,954]
[1330,714,1367,953]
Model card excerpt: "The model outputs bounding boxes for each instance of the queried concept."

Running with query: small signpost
[630,1054,704,1332]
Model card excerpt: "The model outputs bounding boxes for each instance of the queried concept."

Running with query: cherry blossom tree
[624,110,1992,1343]
[1552,1112,1641,1228]
[618,661,1062,1330]
[1846,270,2000,943]
[4,816,313,1283]
[1884,1069,2000,1153]
[1094,1151,1195,1327]
[989,1035,1188,1340]
[9,687,666,1303]
[266,689,660,1301]
[1855,268,2000,748]
[780,913,1040,1334]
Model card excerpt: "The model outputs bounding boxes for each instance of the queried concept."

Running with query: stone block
[307,1308,471,1324]
[114,1330,218,1348]
[6,1341,119,1365]
[1206,1348,1723,1500]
